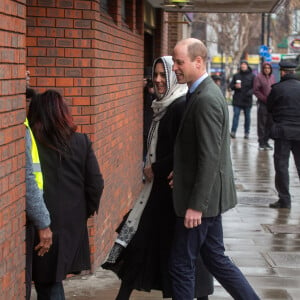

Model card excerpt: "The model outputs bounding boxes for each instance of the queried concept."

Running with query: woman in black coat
[27,90,104,299]
[102,56,213,300]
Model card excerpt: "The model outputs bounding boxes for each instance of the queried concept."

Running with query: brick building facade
[0,1,28,298]
[0,0,188,298]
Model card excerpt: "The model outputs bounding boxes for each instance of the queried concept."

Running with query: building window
[121,0,127,23]
[100,0,108,12]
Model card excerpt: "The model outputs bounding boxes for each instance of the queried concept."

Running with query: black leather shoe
[265,143,273,150]
[269,200,291,209]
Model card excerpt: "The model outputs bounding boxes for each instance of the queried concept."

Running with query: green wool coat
[173,76,237,218]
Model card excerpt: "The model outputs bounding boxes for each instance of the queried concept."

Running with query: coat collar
[189,73,209,93]
[177,76,213,135]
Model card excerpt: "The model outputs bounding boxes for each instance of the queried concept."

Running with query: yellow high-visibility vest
[24,118,43,189]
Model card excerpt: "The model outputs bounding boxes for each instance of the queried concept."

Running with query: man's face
[280,70,286,78]
[263,65,271,75]
[240,63,248,72]
[153,62,167,96]
[172,44,199,87]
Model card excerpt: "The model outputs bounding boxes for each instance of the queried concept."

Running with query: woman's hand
[168,171,173,188]
[143,165,154,182]
[34,227,53,256]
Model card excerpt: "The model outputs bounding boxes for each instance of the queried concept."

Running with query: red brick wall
[0,1,27,299]
[154,9,169,58]
[26,0,144,270]
[168,12,180,55]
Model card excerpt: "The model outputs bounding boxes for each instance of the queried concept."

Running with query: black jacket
[32,132,104,282]
[230,68,255,107]
[267,74,300,140]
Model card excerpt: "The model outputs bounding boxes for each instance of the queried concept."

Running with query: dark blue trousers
[169,215,260,300]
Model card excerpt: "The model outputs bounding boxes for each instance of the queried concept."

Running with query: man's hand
[34,227,53,256]
[168,171,173,188]
[184,208,202,228]
[143,165,154,182]
[235,83,241,89]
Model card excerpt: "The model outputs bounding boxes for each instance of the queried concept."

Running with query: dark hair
[187,41,207,62]
[28,89,77,154]
[26,88,36,100]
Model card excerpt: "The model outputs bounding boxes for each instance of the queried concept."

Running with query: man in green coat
[169,38,260,300]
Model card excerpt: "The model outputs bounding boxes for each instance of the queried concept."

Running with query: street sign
[265,52,272,62]
[259,45,269,57]
[290,38,300,50]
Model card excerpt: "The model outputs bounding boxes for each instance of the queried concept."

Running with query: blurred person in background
[267,61,300,209]
[253,62,275,150]
[229,60,255,139]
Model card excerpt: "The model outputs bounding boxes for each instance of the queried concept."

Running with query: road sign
[259,45,269,57]
[265,52,272,62]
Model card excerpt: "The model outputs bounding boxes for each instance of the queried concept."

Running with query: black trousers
[257,101,273,146]
[274,139,300,205]
[34,282,65,300]
[26,223,35,300]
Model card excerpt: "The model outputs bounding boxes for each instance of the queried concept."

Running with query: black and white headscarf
[151,55,188,121]
[147,56,188,166]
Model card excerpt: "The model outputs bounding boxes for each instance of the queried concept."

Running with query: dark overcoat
[32,132,104,282]
[267,74,300,140]
[173,77,237,218]
[230,68,255,107]
[114,96,213,298]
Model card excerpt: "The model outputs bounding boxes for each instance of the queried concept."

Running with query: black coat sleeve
[267,87,275,113]
[84,134,104,218]
[151,97,185,179]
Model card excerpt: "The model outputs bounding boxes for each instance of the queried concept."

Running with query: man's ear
[195,56,203,69]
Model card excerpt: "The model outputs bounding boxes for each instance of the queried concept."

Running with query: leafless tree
[193,12,260,81]
[270,0,293,53]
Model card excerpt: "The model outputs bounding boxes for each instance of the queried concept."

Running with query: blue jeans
[169,215,260,300]
[34,282,65,300]
[231,105,251,134]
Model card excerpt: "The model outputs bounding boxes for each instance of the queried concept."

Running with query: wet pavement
[31,105,300,299]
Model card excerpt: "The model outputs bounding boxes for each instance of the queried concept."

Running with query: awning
[147,0,288,13]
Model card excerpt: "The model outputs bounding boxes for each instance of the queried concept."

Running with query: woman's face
[153,62,167,96]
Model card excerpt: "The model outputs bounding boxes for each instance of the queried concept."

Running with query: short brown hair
[187,40,207,62]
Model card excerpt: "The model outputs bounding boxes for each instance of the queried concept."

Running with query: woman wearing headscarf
[27,90,104,299]
[102,56,213,300]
